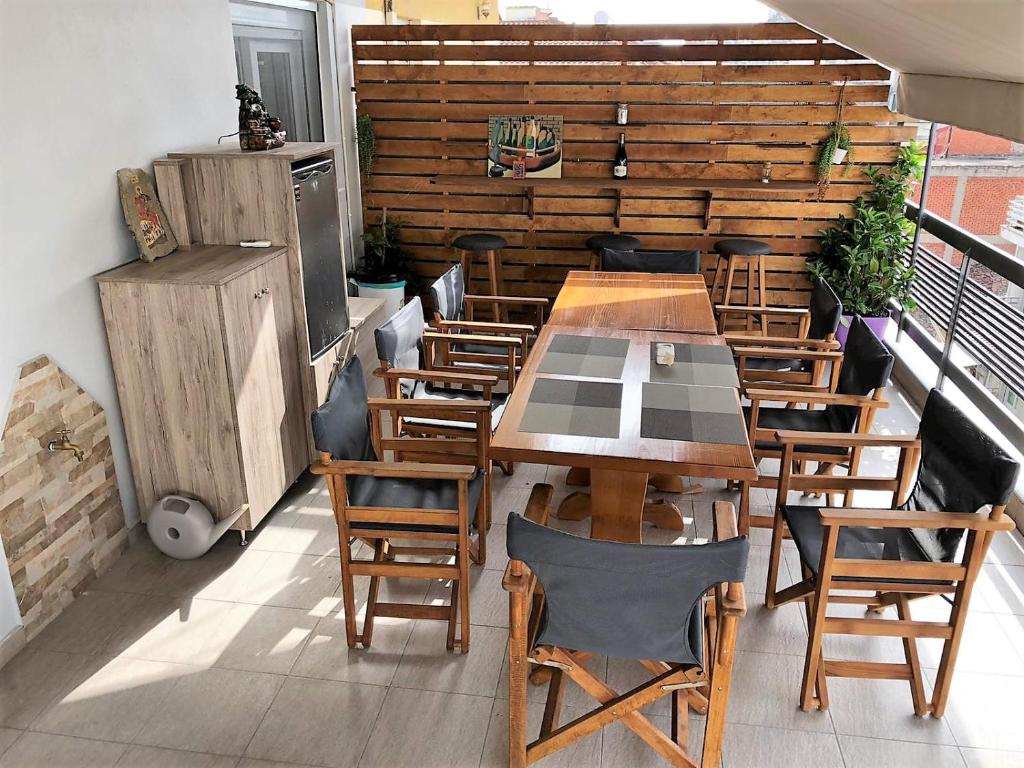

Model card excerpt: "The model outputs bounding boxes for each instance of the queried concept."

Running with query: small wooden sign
[116,168,177,262]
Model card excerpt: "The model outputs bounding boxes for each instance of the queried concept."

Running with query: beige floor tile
[940,671,1024,751]
[723,723,844,768]
[600,712,707,768]
[480,699,599,768]
[0,649,103,729]
[975,564,1024,615]
[211,604,317,675]
[237,759,317,768]
[33,591,143,655]
[392,622,506,697]
[115,745,238,767]
[482,523,509,572]
[149,547,262,600]
[821,601,909,665]
[838,735,966,768]
[242,551,341,612]
[290,615,412,686]
[725,651,834,733]
[0,730,19,757]
[358,687,490,768]
[737,593,807,657]
[133,668,283,755]
[90,542,171,595]
[0,731,127,767]
[985,529,1024,567]
[266,512,342,558]
[113,598,242,667]
[32,657,190,743]
[919,611,1024,675]
[190,550,272,603]
[827,675,956,744]
[960,747,1024,767]
[425,568,507,629]
[246,676,385,768]
[102,595,188,658]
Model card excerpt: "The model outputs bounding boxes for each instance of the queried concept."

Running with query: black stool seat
[586,234,640,252]
[453,233,507,252]
[713,238,771,256]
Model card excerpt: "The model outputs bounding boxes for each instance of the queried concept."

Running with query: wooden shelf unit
[429,175,818,228]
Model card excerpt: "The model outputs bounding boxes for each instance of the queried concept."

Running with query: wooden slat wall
[352,23,915,312]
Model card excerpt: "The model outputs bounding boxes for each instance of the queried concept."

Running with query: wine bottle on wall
[613,133,628,178]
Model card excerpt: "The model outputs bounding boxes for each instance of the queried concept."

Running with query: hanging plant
[816,80,855,196]
[356,114,376,177]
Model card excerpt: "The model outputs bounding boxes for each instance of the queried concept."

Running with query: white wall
[0,0,238,640]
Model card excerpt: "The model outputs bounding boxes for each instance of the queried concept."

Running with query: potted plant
[352,212,408,317]
[808,141,925,346]
[816,81,854,195]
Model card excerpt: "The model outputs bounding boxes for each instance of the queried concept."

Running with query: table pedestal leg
[650,473,705,496]
[565,466,590,487]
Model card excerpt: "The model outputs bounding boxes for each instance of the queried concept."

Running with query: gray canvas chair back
[506,513,748,665]
[374,297,426,396]
[430,264,465,322]
[600,249,701,275]
[807,278,843,341]
[826,316,894,432]
[310,355,376,463]
[904,388,1020,562]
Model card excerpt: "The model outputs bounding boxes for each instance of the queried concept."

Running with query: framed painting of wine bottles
[487,115,563,179]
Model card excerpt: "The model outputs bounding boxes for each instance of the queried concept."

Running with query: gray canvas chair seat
[743,356,808,373]
[405,381,508,430]
[506,512,748,665]
[348,471,485,533]
[743,406,850,455]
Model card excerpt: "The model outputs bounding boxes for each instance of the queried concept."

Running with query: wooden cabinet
[97,245,307,531]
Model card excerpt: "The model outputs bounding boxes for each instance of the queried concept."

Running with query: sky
[499,0,775,25]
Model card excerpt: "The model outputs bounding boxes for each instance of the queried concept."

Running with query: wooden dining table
[490,322,757,543]
[548,270,718,334]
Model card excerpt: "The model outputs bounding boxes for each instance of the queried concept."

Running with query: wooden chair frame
[764,429,1015,717]
[716,302,808,337]
[311,396,492,653]
[427,320,532,392]
[505,487,747,768]
[725,311,841,390]
[739,368,889,533]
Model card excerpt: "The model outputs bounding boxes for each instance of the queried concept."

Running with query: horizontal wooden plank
[354,62,891,84]
[356,82,889,103]
[354,42,861,64]
[352,22,828,43]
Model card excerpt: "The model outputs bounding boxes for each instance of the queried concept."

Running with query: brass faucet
[48,429,85,462]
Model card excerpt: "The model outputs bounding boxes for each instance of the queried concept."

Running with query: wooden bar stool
[710,238,771,334]
[453,233,508,322]
[585,233,640,271]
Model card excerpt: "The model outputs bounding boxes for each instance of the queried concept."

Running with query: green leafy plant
[808,141,926,317]
[358,214,406,282]
[356,114,376,177]
[816,121,854,188]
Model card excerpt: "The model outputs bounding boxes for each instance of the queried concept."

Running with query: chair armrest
[424,331,521,348]
[712,500,740,543]
[716,304,809,317]
[375,367,499,387]
[726,334,840,350]
[467,294,548,307]
[746,388,889,408]
[434,320,535,335]
[503,484,554,594]
[367,397,491,413]
[773,431,918,449]
[818,507,1016,532]
[310,460,476,481]
[734,347,842,362]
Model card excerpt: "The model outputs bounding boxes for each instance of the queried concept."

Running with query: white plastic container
[354,279,406,319]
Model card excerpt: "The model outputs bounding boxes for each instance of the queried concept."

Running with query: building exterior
[364,0,499,24]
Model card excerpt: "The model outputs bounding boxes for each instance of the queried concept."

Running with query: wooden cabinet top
[96,245,288,286]
[167,142,340,162]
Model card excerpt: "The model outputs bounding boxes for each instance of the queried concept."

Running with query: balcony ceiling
[763,0,1024,142]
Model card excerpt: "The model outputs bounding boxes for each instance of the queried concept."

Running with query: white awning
[762,1,1024,142]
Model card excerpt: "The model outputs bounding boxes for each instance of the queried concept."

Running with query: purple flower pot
[835,314,894,349]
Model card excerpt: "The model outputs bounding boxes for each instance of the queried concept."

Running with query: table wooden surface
[548,271,718,334]
[491,324,756,541]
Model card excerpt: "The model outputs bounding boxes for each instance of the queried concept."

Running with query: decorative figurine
[235,84,286,152]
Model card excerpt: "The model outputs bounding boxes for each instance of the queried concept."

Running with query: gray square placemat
[640,382,748,445]
[649,342,740,388]
[537,334,630,379]
[519,378,622,438]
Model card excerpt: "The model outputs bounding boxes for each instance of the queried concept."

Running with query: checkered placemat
[649,342,740,388]
[519,378,622,438]
[640,382,748,445]
[537,334,631,379]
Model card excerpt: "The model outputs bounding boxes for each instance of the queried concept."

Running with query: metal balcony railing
[899,200,1024,448]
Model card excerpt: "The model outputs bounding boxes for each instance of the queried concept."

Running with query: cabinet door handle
[253,287,271,299]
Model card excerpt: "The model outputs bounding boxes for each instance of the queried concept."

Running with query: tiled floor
[2,390,1023,767]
